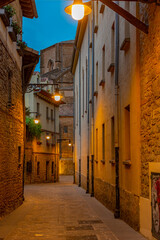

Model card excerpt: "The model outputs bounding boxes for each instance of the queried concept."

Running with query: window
[96,128,98,161]
[111,23,115,64]
[8,70,12,106]
[94,0,98,33]
[82,68,84,116]
[52,162,54,175]
[27,161,32,173]
[102,45,105,81]
[124,105,130,160]
[64,126,68,133]
[111,116,115,160]
[37,103,40,115]
[76,88,78,126]
[46,107,49,119]
[86,58,88,112]
[18,146,21,163]
[125,2,130,38]
[37,162,40,175]
[96,62,98,91]
[51,134,54,146]
[102,123,105,161]
[51,109,54,121]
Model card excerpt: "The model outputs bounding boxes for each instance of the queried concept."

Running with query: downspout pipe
[86,19,90,194]
[91,1,95,197]
[114,10,120,218]
[73,76,76,184]
[79,50,82,187]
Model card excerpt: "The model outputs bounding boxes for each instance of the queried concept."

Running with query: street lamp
[46,135,51,140]
[65,0,92,20]
[28,112,40,124]
[68,140,72,147]
[34,118,40,124]
[52,88,62,102]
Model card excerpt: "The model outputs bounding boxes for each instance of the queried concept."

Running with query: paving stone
[66,225,94,231]
[78,220,103,224]
[66,235,98,240]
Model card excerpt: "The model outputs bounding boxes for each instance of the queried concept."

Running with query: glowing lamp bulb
[68,143,72,147]
[54,95,61,102]
[72,4,84,20]
[34,119,39,124]
[46,136,50,140]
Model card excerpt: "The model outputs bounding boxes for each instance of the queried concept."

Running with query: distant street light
[34,119,40,124]
[52,88,62,102]
[65,0,92,20]
[68,140,72,147]
[46,135,51,140]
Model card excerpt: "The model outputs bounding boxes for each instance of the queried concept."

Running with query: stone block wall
[59,159,74,175]
[0,40,24,217]
[139,4,160,199]
[94,178,116,212]
[120,189,140,231]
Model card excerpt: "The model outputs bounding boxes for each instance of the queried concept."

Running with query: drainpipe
[86,20,90,194]
[114,10,120,218]
[91,1,95,197]
[79,50,82,187]
[73,76,76,184]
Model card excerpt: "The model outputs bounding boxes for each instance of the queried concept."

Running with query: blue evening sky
[23,0,78,71]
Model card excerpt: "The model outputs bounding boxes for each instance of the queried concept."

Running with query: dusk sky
[23,0,78,71]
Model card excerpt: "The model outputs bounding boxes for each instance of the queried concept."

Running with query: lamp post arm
[99,0,148,33]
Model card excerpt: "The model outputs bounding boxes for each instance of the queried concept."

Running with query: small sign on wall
[151,172,160,240]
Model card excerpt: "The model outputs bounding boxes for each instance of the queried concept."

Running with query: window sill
[109,159,115,165]
[101,160,105,164]
[107,63,115,73]
[100,4,105,14]
[120,38,130,51]
[89,42,92,48]
[123,160,131,167]
[99,79,105,87]
[7,26,17,42]
[94,25,98,33]
[94,91,98,97]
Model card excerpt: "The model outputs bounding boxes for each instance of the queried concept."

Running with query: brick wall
[0,40,24,217]
[139,4,160,199]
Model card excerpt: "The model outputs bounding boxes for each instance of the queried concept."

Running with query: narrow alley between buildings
[0,176,146,240]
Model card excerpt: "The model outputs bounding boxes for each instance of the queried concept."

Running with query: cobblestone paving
[0,176,147,240]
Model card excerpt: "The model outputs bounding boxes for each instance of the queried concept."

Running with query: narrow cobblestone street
[0,176,146,240]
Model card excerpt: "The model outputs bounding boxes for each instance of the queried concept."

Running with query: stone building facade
[139,3,160,240]
[40,41,74,176]
[0,0,38,217]
[72,1,160,239]
[25,72,60,184]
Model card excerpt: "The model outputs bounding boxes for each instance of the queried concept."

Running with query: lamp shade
[65,0,92,21]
